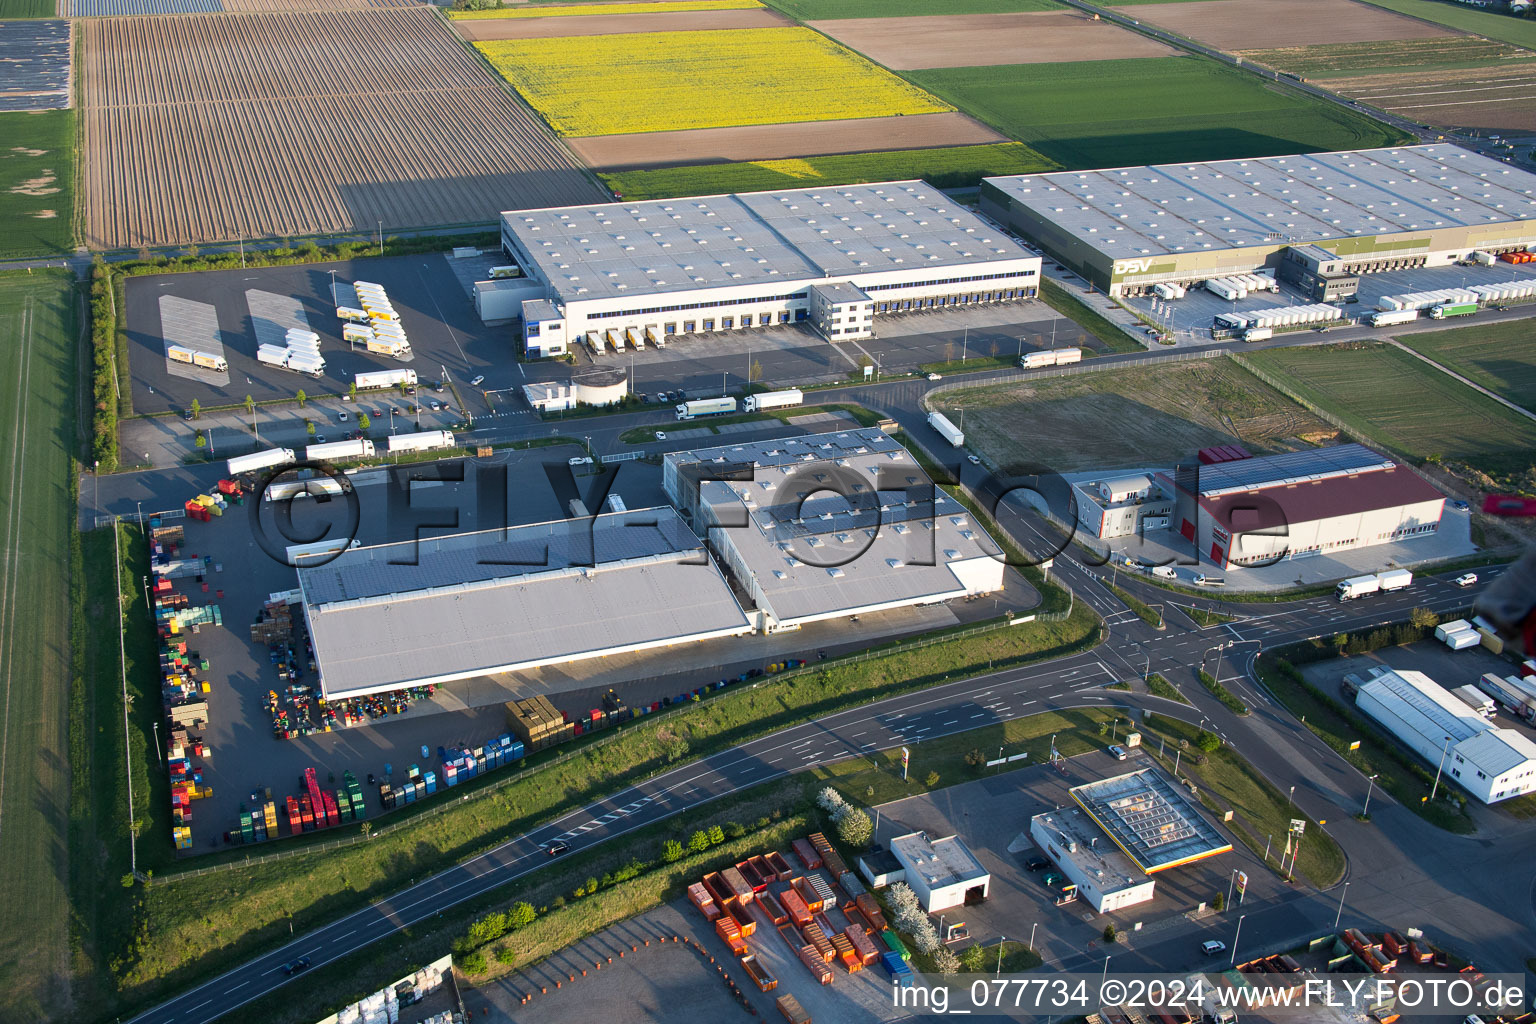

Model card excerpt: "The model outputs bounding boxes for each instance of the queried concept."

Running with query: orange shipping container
[727,899,756,937]
[776,993,812,1024]
[797,945,833,985]
[794,877,824,914]
[855,893,887,932]
[759,889,789,926]
[702,871,734,906]
[845,925,880,966]
[765,850,793,880]
[780,886,813,926]
[716,916,741,942]
[721,866,755,903]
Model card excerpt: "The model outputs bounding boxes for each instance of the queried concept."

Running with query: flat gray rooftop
[1070,768,1232,873]
[890,832,989,889]
[1194,443,1393,497]
[503,180,1035,305]
[985,145,1536,261]
[298,508,752,699]
[694,432,1006,625]
[1031,808,1145,891]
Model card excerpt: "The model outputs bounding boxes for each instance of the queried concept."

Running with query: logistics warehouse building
[496,181,1042,356]
[662,428,1006,632]
[1161,444,1445,569]
[296,507,752,700]
[980,145,1536,297]
[1355,667,1536,805]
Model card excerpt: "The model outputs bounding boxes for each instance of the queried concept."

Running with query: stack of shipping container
[505,695,576,751]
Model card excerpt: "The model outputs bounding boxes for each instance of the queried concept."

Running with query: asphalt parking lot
[124,254,508,416]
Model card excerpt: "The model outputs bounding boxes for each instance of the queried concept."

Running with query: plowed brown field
[810,11,1176,70]
[454,7,790,40]
[565,112,1004,170]
[1330,64,1536,131]
[78,6,605,249]
[1125,0,1455,49]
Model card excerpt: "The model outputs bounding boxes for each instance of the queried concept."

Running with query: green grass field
[765,0,1060,18]
[0,110,74,258]
[0,270,79,1020]
[600,142,1057,200]
[0,0,56,15]
[904,57,1412,169]
[1396,320,1536,412]
[1354,0,1536,50]
[935,356,1333,473]
[1238,37,1534,79]
[1244,342,1536,475]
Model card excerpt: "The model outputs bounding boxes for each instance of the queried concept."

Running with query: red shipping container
[286,796,302,835]
[846,924,880,966]
[855,893,887,932]
[702,871,734,907]
[748,855,774,889]
[780,886,812,926]
[726,899,756,938]
[793,877,824,915]
[797,945,833,985]
[721,866,755,904]
[688,882,719,920]
[759,890,789,926]
[737,858,767,892]
[792,838,822,870]
[765,850,793,880]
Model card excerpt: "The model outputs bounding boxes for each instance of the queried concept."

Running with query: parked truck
[1243,327,1273,342]
[1336,575,1380,601]
[928,411,964,447]
[256,345,290,369]
[1021,347,1082,370]
[1477,673,1536,723]
[1429,302,1478,319]
[1370,309,1420,328]
[1377,568,1413,593]
[386,430,455,453]
[744,389,804,413]
[355,368,417,391]
[676,397,737,420]
[306,439,375,461]
[1451,684,1496,718]
[227,448,296,476]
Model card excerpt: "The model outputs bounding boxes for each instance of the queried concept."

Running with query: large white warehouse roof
[297,507,752,700]
[984,145,1536,260]
[502,180,1036,304]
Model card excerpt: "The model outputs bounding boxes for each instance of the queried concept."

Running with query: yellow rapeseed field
[476,27,952,136]
[451,0,760,20]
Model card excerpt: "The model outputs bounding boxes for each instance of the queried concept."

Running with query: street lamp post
[1431,736,1453,801]
[1028,922,1038,953]
[1101,955,1111,992]
[1230,914,1247,966]
[136,501,144,531]
[1332,882,1351,931]
[996,936,1005,976]
[1225,869,1236,910]
[1362,774,1378,817]
[1287,786,1296,816]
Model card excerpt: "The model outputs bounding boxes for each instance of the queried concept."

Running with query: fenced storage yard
[78,6,605,249]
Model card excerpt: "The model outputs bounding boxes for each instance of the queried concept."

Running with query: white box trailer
[366,337,408,357]
[265,477,345,502]
[586,332,603,356]
[306,439,375,461]
[1452,684,1496,717]
[1370,309,1420,328]
[744,389,804,413]
[168,344,196,365]
[928,411,964,447]
[1434,619,1471,642]
[626,327,645,350]
[285,355,326,378]
[256,346,289,368]
[1243,327,1273,342]
[676,397,737,420]
[1336,575,1380,601]
[645,325,662,348]
[337,307,372,323]
[343,324,375,345]
[1053,347,1082,366]
[193,351,227,371]
[1444,629,1480,651]
[227,447,295,475]
[1376,569,1413,592]
[386,430,455,453]
[356,368,417,391]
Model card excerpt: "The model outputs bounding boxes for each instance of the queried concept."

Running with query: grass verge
[919,355,1018,376]
[1147,673,1189,704]
[1039,277,1142,354]
[618,401,879,444]
[1257,653,1474,834]
[1105,581,1164,629]
[1198,669,1250,716]
[1180,604,1239,627]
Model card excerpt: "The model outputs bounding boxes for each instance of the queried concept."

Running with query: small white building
[1072,473,1175,540]
[521,367,628,413]
[1030,809,1156,913]
[1355,667,1536,804]
[889,832,990,913]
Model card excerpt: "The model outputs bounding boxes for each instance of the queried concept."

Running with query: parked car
[283,957,312,975]
[1107,744,1128,760]
[654,431,667,441]
[313,435,327,445]
[1024,854,1048,872]
[1450,499,1470,511]
[337,410,348,421]
[470,375,485,387]
[927,372,942,381]
[655,393,668,404]
[1202,940,1227,956]
[429,400,441,411]
[1455,573,1478,588]
[545,841,570,856]
[1041,871,1063,888]
[568,456,593,467]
